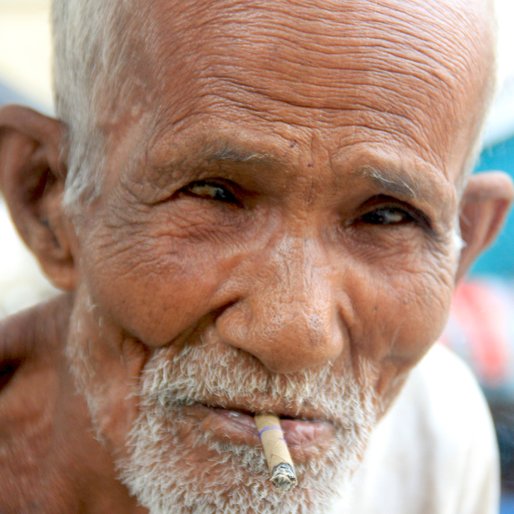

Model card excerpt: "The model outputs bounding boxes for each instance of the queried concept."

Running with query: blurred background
[1,0,514,510]
[0,0,54,319]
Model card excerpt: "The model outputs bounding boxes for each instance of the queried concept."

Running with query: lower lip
[182,405,336,462]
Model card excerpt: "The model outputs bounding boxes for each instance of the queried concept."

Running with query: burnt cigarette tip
[271,462,298,492]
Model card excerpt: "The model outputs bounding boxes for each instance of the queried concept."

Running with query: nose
[216,236,345,374]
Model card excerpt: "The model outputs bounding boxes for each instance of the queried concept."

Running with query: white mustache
[140,339,380,432]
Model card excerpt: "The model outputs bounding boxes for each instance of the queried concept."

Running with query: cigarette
[254,413,297,491]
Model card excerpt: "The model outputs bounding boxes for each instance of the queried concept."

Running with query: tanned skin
[0,0,513,512]
[0,297,146,513]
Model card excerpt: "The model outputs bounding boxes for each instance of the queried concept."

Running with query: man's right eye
[180,180,239,204]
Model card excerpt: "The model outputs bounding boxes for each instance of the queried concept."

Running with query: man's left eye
[359,207,414,225]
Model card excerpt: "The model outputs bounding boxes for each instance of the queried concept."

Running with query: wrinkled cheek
[356,262,455,407]
[394,293,450,356]
[391,278,452,358]
[79,238,226,347]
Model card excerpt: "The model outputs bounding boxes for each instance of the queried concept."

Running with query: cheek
[382,264,454,345]
[77,217,244,346]
[393,240,455,331]
[345,244,456,394]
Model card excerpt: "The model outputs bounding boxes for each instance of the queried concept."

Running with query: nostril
[0,359,21,392]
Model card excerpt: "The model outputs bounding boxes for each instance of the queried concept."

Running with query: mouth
[180,402,336,463]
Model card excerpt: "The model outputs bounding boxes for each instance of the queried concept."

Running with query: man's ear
[0,104,76,290]
[456,171,514,281]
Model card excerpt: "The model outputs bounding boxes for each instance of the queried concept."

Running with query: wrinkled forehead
[120,0,494,175]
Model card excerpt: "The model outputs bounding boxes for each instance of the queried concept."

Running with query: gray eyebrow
[362,166,418,199]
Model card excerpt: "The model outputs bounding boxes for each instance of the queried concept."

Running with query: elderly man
[0,0,512,513]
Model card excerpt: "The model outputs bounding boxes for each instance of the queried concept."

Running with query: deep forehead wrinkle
[125,0,496,184]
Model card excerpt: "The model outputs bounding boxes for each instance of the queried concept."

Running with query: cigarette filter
[254,413,297,491]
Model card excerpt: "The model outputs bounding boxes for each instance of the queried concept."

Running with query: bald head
[52,0,496,205]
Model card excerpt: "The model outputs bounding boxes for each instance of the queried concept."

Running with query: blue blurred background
[474,136,514,278]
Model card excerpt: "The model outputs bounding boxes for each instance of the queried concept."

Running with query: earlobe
[456,171,514,281]
[0,105,76,291]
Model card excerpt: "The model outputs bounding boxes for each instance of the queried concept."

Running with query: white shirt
[332,344,500,514]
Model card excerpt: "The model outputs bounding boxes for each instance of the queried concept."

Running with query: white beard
[108,340,380,514]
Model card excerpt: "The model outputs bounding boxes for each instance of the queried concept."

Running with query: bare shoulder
[0,294,72,392]
[0,295,133,513]
[0,295,73,513]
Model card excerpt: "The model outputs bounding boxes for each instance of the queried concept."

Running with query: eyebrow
[362,166,418,199]
[151,141,278,179]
